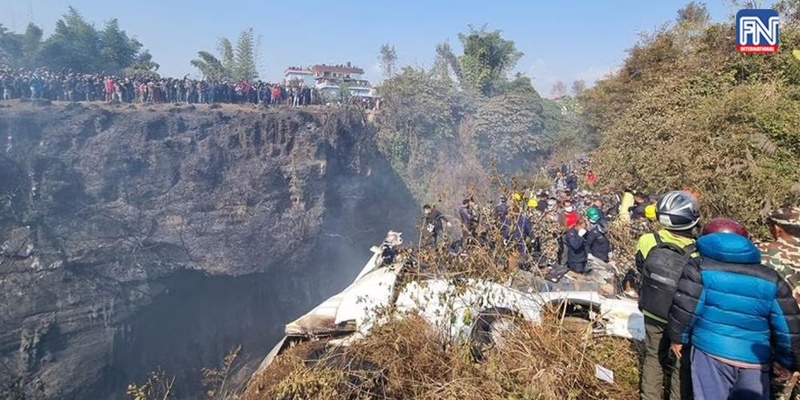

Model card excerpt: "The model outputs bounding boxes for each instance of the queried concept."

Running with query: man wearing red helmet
[701,217,750,238]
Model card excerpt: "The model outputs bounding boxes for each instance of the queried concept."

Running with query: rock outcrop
[0,101,417,399]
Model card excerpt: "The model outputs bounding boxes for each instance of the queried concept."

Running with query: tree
[676,1,710,26]
[571,80,586,96]
[582,12,800,236]
[551,81,567,98]
[0,23,45,69]
[191,51,227,80]
[435,41,461,80]
[1,7,158,74]
[20,23,43,67]
[218,38,235,76]
[475,81,547,171]
[775,0,800,27]
[233,28,259,81]
[39,7,103,72]
[379,43,398,79]
[99,19,142,73]
[127,50,160,76]
[0,24,23,66]
[192,28,261,81]
[436,25,523,96]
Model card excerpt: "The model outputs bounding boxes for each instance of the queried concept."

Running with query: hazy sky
[0,1,767,94]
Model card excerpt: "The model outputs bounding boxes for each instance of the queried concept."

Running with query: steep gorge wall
[0,101,417,399]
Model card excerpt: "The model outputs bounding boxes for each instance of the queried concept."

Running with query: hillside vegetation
[583,1,800,236]
[374,26,589,207]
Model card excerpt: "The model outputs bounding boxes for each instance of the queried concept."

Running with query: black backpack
[638,232,696,320]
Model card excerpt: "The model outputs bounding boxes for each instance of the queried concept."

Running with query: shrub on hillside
[582,5,800,237]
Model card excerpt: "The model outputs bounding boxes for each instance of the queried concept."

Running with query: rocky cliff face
[0,101,417,399]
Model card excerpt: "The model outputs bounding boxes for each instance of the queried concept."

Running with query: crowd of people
[0,67,380,109]
[416,160,800,400]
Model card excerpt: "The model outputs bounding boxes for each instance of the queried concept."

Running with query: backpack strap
[682,242,697,256]
[653,232,663,246]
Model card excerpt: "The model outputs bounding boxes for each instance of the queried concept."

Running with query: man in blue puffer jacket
[667,224,800,400]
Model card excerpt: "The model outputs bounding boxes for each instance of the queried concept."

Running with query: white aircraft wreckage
[257,231,645,372]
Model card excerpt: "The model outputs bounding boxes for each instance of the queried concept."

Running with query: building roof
[284,67,313,75]
[310,64,364,75]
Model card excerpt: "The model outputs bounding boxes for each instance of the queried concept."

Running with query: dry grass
[242,311,639,400]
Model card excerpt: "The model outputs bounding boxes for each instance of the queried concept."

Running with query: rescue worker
[585,208,611,264]
[502,204,535,267]
[645,203,657,222]
[631,202,658,238]
[540,198,564,267]
[494,195,510,222]
[587,170,597,186]
[588,198,609,226]
[668,218,800,400]
[561,200,579,230]
[759,206,800,399]
[636,190,701,400]
[555,171,567,192]
[458,198,480,242]
[564,217,588,273]
[619,189,635,223]
[379,231,403,266]
[761,206,800,298]
[526,194,538,213]
[566,172,579,192]
[536,192,549,213]
[630,192,649,221]
[422,204,448,248]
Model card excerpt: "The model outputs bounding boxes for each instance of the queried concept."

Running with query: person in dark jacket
[630,192,648,221]
[494,195,510,222]
[536,192,549,213]
[668,229,800,400]
[422,204,448,247]
[564,217,588,273]
[566,173,579,192]
[501,205,535,256]
[588,198,609,225]
[585,220,611,263]
[458,198,479,241]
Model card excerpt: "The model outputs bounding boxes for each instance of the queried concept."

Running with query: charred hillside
[0,101,417,400]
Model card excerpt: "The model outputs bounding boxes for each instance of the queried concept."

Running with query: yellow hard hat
[512,192,522,201]
[645,204,657,220]
[527,198,538,208]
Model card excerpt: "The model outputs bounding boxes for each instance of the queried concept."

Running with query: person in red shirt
[561,200,579,229]
[586,170,597,185]
[105,77,115,102]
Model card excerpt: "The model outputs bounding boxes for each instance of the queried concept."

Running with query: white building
[283,67,316,88]
[310,63,374,98]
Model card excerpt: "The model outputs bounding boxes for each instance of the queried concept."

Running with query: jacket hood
[697,232,761,264]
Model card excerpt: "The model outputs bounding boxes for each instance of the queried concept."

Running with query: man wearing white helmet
[636,190,701,400]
